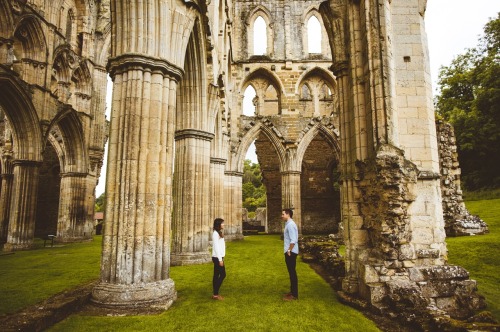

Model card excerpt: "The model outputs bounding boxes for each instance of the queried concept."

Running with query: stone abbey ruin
[0,0,492,328]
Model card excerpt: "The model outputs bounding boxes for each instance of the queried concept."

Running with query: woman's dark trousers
[212,257,226,295]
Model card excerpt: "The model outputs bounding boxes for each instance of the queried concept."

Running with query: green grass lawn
[446,198,500,320]
[50,235,380,332]
[1,198,498,331]
[0,237,102,315]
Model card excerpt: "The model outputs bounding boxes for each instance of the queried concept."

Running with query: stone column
[210,157,226,222]
[224,171,244,241]
[0,173,13,243]
[0,149,13,243]
[57,172,93,242]
[171,129,213,265]
[91,56,180,308]
[0,172,13,243]
[3,160,40,251]
[281,170,302,233]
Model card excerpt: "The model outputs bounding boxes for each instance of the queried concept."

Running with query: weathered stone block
[363,264,380,284]
[419,280,457,298]
[415,248,440,258]
[418,265,469,281]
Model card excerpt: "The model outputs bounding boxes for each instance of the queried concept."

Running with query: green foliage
[94,193,105,212]
[435,13,500,190]
[51,236,380,331]
[463,188,500,201]
[0,237,102,315]
[242,159,266,212]
[447,198,500,320]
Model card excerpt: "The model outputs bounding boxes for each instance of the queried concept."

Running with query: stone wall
[436,120,488,236]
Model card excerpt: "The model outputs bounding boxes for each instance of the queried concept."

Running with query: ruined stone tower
[0,0,485,322]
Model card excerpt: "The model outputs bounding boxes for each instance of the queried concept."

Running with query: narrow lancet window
[307,16,322,53]
[243,85,257,116]
[254,16,267,55]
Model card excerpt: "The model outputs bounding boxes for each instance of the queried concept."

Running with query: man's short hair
[283,208,293,218]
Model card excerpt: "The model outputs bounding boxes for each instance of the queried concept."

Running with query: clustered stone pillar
[3,160,40,251]
[171,130,213,265]
[281,170,302,232]
[210,157,226,225]
[224,171,244,240]
[57,172,93,241]
[92,56,179,308]
[0,156,13,243]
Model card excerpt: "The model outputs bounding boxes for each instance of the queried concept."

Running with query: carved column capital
[174,129,215,142]
[12,159,42,167]
[107,53,185,82]
[330,61,349,77]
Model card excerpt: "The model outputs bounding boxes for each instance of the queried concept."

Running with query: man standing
[282,208,299,301]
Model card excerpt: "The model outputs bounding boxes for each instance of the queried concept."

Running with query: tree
[242,159,267,212]
[435,13,500,190]
[95,193,106,212]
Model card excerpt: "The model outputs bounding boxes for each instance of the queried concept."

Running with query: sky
[95,2,500,196]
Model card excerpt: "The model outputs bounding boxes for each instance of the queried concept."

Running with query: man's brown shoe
[212,295,224,300]
[283,294,298,301]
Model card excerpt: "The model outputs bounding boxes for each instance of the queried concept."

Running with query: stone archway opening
[254,132,282,234]
[300,131,340,235]
[242,140,268,233]
[35,143,60,239]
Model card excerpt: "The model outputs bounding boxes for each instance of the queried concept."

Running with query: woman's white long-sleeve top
[212,230,226,261]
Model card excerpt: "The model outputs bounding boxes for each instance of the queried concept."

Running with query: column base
[342,276,359,294]
[170,251,211,266]
[225,234,244,241]
[3,241,34,251]
[91,279,177,310]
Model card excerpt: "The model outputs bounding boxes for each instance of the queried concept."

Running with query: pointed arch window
[307,16,322,53]
[253,16,267,55]
[300,84,313,101]
[243,85,257,116]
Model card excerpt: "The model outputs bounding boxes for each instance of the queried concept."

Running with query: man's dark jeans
[285,252,298,298]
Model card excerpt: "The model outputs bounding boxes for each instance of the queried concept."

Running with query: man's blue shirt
[284,219,299,254]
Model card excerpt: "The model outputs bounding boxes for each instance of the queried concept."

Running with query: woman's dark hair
[213,218,224,238]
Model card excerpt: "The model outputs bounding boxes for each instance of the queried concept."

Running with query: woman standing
[212,218,226,300]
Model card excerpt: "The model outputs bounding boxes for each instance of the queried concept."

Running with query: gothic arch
[296,123,340,170]
[45,107,87,174]
[95,23,111,67]
[13,15,47,62]
[245,5,274,57]
[240,67,285,96]
[47,0,80,36]
[52,46,75,83]
[176,17,209,132]
[172,8,198,69]
[295,66,337,95]
[0,75,42,161]
[232,121,286,174]
[318,1,348,65]
[302,7,330,57]
[46,127,66,169]
[72,60,92,94]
